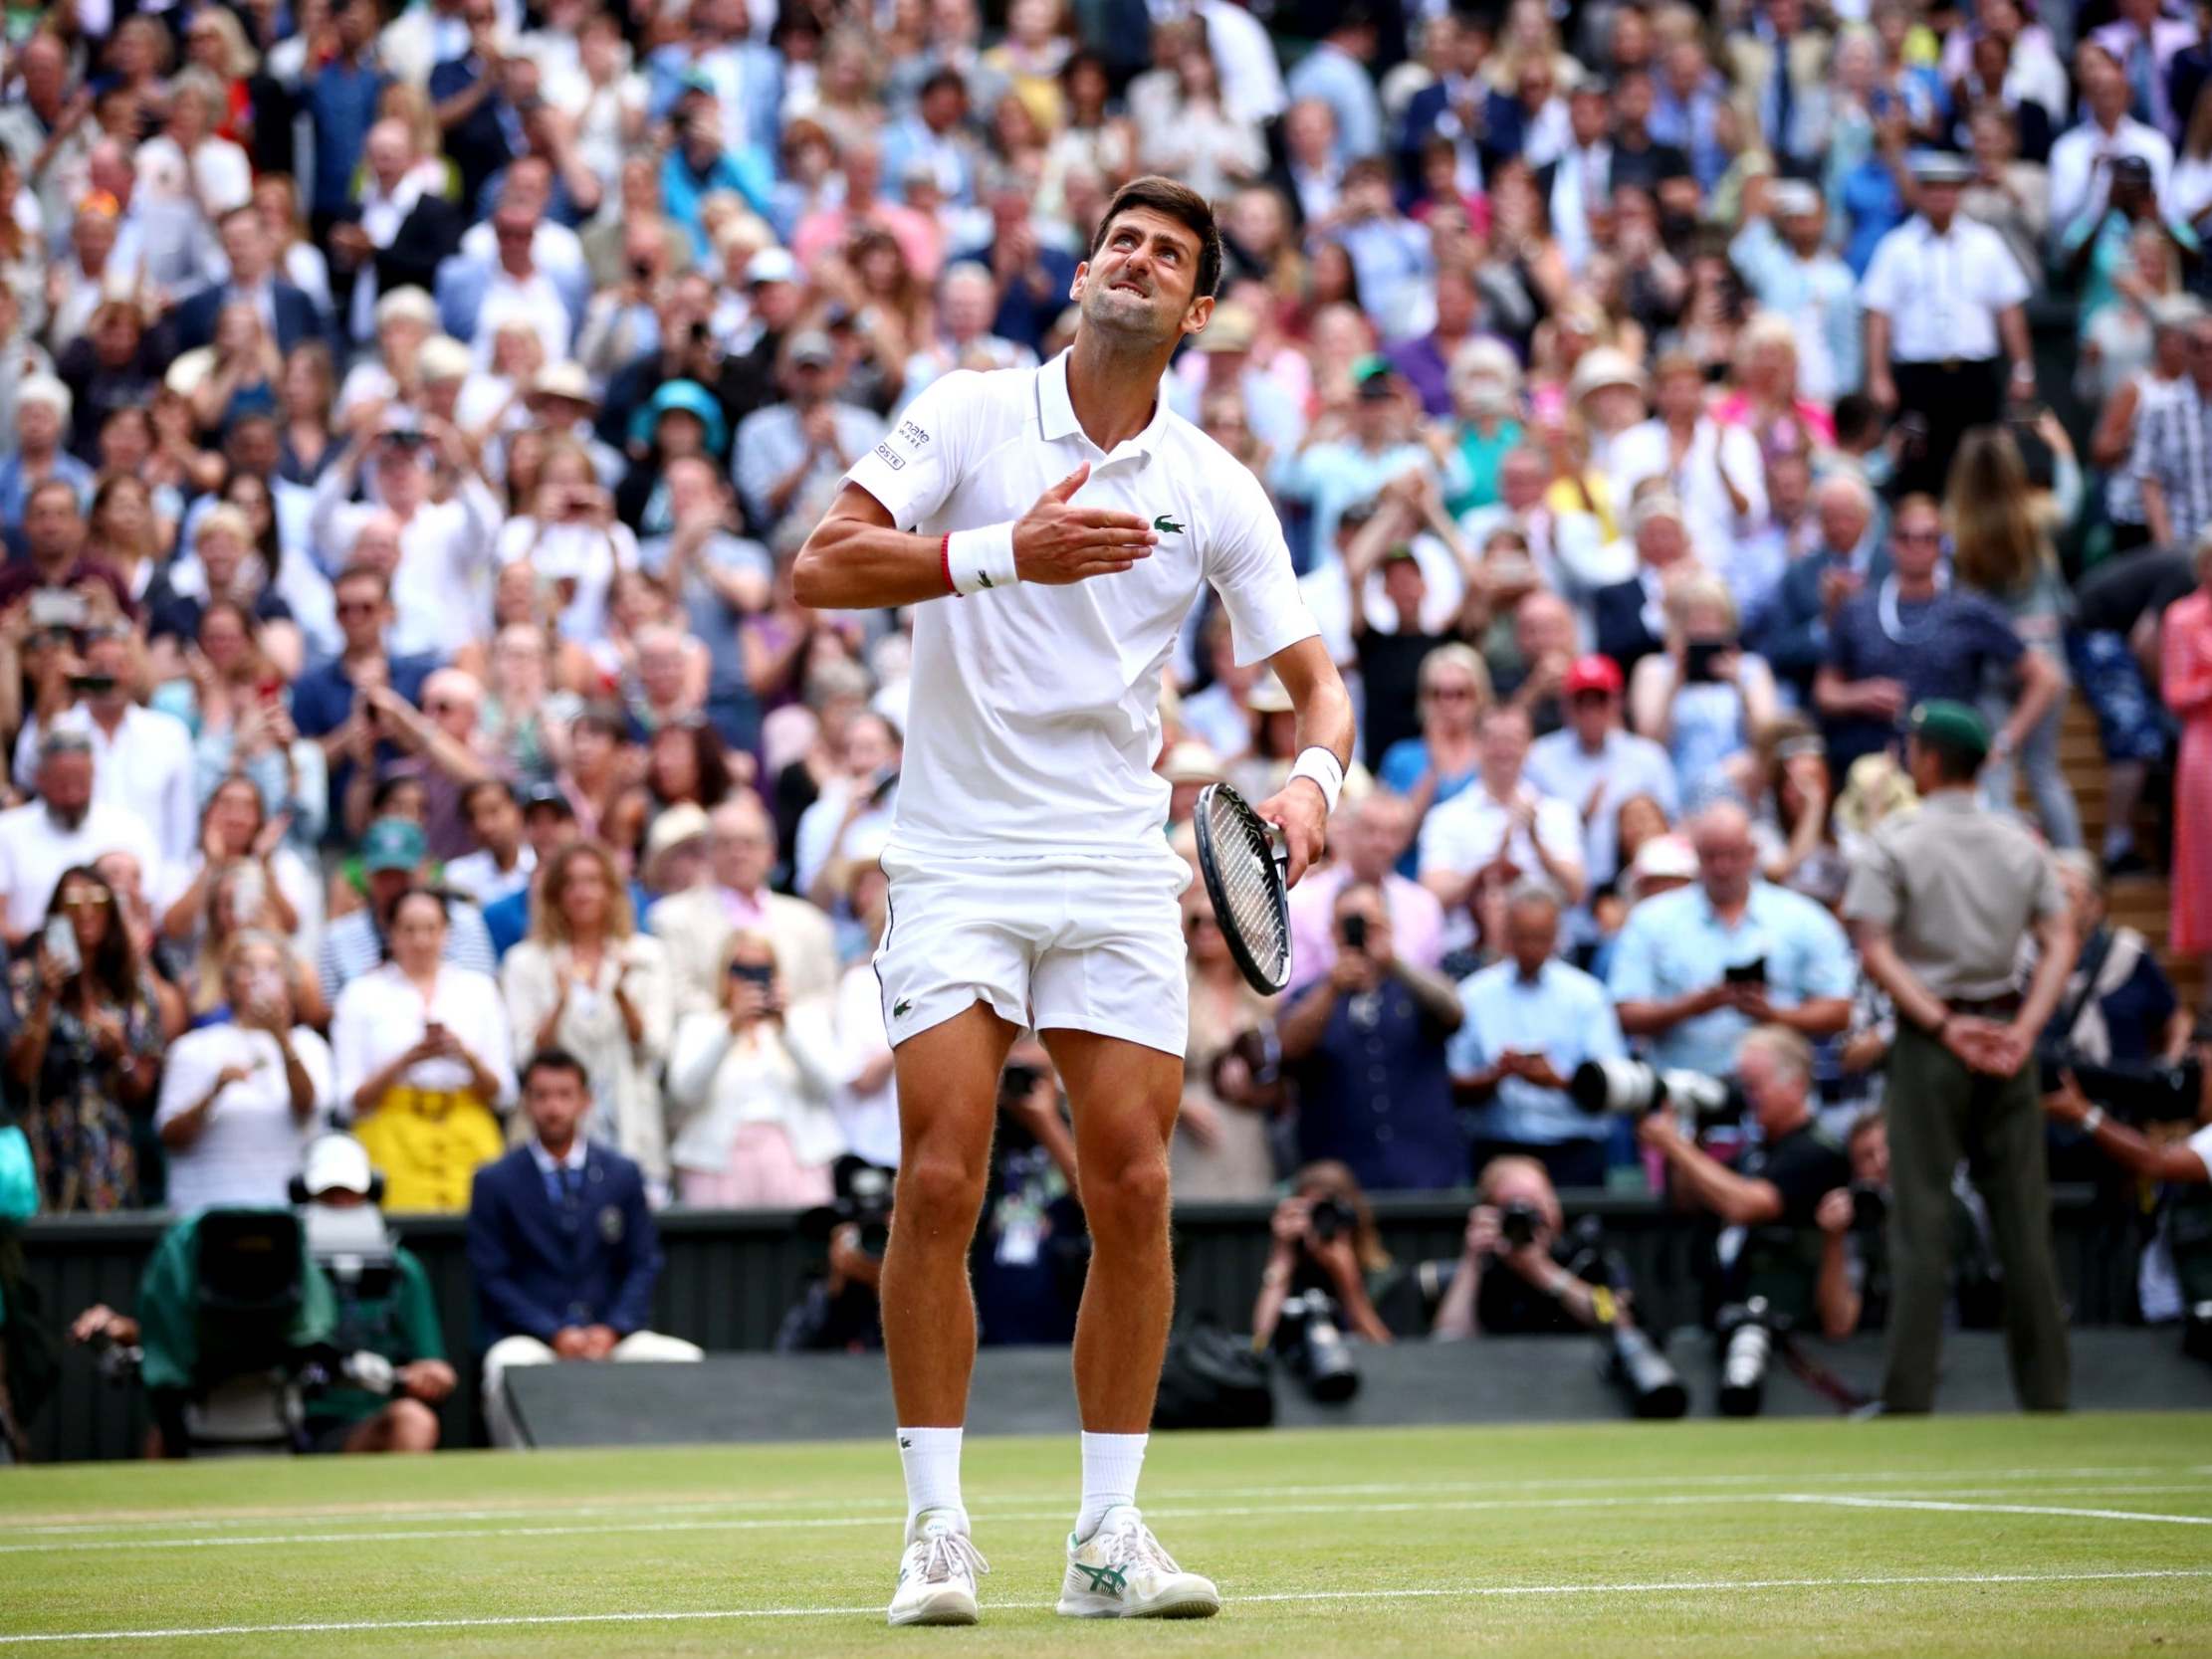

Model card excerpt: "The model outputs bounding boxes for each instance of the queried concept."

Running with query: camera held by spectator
[1251,1165,1413,1399]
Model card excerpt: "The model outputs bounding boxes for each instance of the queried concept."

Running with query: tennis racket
[1193,782,1292,995]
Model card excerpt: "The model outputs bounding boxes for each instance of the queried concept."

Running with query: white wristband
[1288,745,1345,814]
[946,522,1018,596]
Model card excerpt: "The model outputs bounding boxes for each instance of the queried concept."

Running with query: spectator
[469,1048,702,1446]
[1815,492,2062,777]
[0,731,157,947]
[2164,528,2212,1007]
[1287,788,1443,994]
[1748,472,1886,710]
[1588,493,1698,676]
[332,884,515,1212]
[154,932,332,1213]
[1284,7,1383,168]
[732,330,885,533]
[1374,642,1489,831]
[158,773,318,957]
[666,930,843,1205]
[500,841,675,1189]
[319,818,499,1002]
[1627,571,1779,802]
[1609,800,1855,1080]
[1449,881,1626,1187]
[1276,881,1466,1192]
[1418,705,1589,928]
[445,780,536,909]
[8,861,166,1212]
[2130,307,2212,555]
[648,795,837,1016]
[1249,1162,1417,1347]
[1526,655,1680,900]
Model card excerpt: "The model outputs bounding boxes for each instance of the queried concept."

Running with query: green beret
[1908,699,1991,762]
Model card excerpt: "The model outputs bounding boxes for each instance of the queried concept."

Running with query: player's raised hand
[1012,464,1158,584]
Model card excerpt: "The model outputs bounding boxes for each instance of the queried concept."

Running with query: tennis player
[795,175,1353,1626]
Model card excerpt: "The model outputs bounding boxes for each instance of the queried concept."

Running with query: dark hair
[42,863,139,1003]
[461,777,520,819]
[521,1047,588,1090]
[1832,392,1883,448]
[221,464,285,588]
[1917,734,1983,784]
[1088,175,1223,300]
[24,477,81,518]
[650,719,734,810]
[333,560,391,597]
[368,772,424,817]
[378,883,449,934]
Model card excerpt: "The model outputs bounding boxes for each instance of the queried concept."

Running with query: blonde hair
[531,841,636,946]
[1945,426,2048,598]
[1417,642,1494,704]
[195,504,254,552]
[191,7,260,78]
[1738,1024,1814,1084]
[1663,570,1737,635]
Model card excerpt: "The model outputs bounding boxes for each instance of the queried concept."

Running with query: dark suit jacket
[466,1143,661,1344]
[428,52,520,209]
[1746,541,1895,704]
[1590,574,1666,675]
[1397,82,1525,187]
[171,280,325,356]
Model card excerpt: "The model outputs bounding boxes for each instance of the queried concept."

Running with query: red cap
[1562,655,1624,697]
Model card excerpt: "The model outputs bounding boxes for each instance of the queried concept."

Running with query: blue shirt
[1606,881,1856,1077]
[304,52,391,215]
[1378,736,1479,877]
[1824,584,2024,772]
[1448,958,1625,1145]
[1524,727,1680,889]
[1290,980,1466,1192]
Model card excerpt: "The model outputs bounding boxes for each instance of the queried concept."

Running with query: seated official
[1637,1025,1854,1339]
[1447,881,1626,1188]
[467,1050,702,1448]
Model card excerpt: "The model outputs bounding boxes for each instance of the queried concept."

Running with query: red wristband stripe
[941,532,955,595]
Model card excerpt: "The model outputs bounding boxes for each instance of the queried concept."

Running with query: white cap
[375,286,439,328]
[301,1134,375,1197]
[18,373,72,418]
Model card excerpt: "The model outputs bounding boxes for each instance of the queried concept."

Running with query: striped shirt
[316,901,499,1004]
[2129,375,2212,550]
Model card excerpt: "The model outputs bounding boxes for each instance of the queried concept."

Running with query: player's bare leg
[1043,1027,1219,1618]
[881,1001,1014,1626]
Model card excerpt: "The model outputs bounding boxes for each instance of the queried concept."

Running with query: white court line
[15,1463,2208,1536]
[1783,1495,2212,1527]
[10,1484,2212,1555]
[1,1567,2207,1646]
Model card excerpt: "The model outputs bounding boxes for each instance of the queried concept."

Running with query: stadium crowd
[0,0,2210,1324]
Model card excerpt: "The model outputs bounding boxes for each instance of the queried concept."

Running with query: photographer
[2044,1071,2212,1348]
[1277,883,1466,1193]
[776,1158,894,1354]
[1432,1157,1616,1338]
[1250,1161,1407,1351]
[972,1038,1086,1348]
[1638,1026,1854,1346]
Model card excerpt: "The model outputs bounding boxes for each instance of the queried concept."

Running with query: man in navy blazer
[169,206,329,357]
[467,1049,701,1446]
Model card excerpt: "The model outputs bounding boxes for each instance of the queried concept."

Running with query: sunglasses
[1425,685,1478,701]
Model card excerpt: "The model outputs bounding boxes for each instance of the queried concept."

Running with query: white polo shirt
[1858,215,2031,364]
[841,353,1317,858]
[0,801,160,937]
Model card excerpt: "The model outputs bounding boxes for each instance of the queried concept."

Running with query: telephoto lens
[1606,1324,1688,1419]
[1276,1291,1361,1402]
[1716,1298,1773,1417]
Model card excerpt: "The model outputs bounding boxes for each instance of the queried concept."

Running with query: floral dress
[12,969,165,1214]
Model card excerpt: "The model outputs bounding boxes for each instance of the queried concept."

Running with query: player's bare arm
[1250,634,1353,887]
[792,468,1159,610]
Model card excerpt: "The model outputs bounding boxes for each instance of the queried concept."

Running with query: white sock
[897,1426,965,1536]
[1075,1431,1148,1541]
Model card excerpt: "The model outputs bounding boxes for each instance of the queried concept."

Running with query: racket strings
[1207,801,1288,979]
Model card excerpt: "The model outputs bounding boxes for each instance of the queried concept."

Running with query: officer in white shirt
[1860,150,2037,497]
[794,176,1352,1626]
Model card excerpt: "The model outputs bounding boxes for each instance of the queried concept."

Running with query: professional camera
[798,1157,897,1256]
[2038,1049,2204,1125]
[1572,1059,1746,1136]
[1497,1199,1542,1251]
[1273,1289,1360,1402]
[1308,1194,1356,1245]
[1564,1221,1687,1419]
[1850,1180,1886,1234]
[1714,1297,1775,1417]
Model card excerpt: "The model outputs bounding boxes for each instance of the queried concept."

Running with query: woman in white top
[155,933,332,1214]
[500,842,674,1186]
[666,931,843,1207]
[331,888,516,1212]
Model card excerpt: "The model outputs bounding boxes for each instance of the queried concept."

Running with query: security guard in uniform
[1842,702,2077,1412]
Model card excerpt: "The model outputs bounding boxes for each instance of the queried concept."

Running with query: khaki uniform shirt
[1841,790,2065,1001]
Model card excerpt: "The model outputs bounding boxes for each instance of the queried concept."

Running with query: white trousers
[481,1331,705,1448]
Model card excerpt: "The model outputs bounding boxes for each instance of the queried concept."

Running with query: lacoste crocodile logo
[893,998,913,1018]
[1153,515,1185,534]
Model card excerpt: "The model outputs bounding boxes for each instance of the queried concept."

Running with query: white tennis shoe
[1055,1506,1221,1619]
[887,1510,988,1627]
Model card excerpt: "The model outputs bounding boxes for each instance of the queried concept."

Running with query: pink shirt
[1286,866,1447,995]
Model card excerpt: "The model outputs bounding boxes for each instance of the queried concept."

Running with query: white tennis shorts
[874,843,1193,1056]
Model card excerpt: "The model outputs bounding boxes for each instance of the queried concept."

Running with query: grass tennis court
[4,1412,2210,1656]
